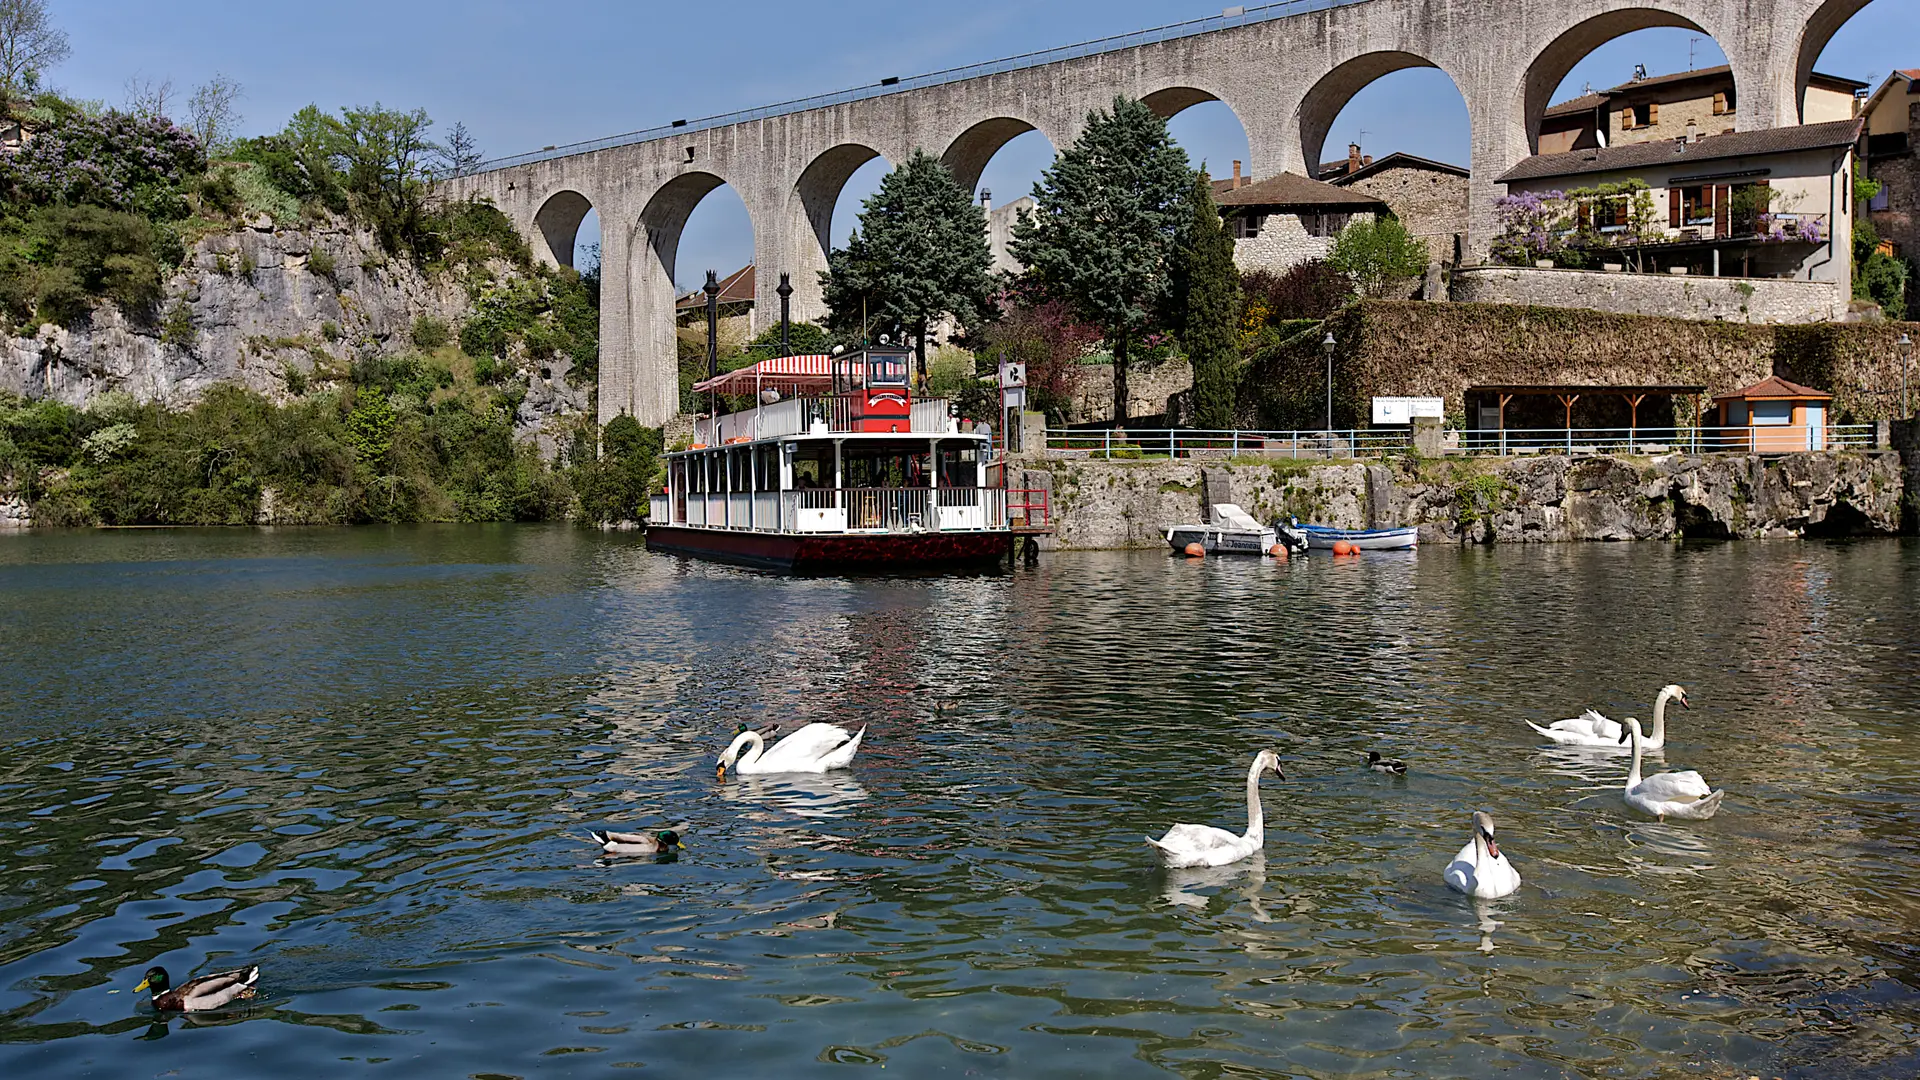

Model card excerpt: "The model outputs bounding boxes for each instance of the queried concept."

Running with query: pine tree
[1175,170,1241,430]
[1011,96,1192,427]
[820,150,994,385]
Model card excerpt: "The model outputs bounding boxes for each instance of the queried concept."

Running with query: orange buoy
[1267,544,1288,560]
[1184,542,1206,558]
[1332,540,1355,556]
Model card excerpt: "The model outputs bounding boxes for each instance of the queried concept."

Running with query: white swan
[1146,749,1281,868]
[1444,811,1521,898]
[1620,716,1724,820]
[1525,684,1688,749]
[716,723,864,778]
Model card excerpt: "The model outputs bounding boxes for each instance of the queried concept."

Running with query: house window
[1870,185,1890,212]
[1750,401,1793,426]
[1310,212,1351,238]
[1622,102,1657,129]
[1680,186,1714,227]
[1584,195,1630,232]
[1232,214,1264,240]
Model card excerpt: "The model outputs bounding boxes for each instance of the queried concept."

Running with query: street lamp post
[1899,332,1915,419]
[777,272,793,358]
[1322,332,1336,433]
[704,270,721,425]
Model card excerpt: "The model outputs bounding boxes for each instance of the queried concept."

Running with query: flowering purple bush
[1491,189,1566,263]
[0,110,205,221]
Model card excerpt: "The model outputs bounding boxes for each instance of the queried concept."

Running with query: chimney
[1231,160,1242,188]
[980,188,992,214]
[1363,154,1373,167]
[1348,143,1362,171]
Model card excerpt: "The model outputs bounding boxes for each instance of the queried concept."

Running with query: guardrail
[1456,424,1876,455]
[473,0,1365,172]
[1044,428,1413,459]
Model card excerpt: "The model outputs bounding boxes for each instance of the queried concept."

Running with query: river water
[2,527,1918,1078]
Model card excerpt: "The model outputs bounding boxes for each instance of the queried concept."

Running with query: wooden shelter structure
[1466,383,1707,439]
[1711,375,1832,452]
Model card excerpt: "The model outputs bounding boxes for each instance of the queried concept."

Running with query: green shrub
[320,321,341,342]
[196,169,244,218]
[308,247,337,279]
[161,300,195,347]
[411,315,450,349]
[238,251,257,280]
[0,205,166,326]
[231,165,302,225]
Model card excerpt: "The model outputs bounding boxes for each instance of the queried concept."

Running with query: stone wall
[1867,100,1919,271]
[1030,451,1903,549]
[1450,266,1845,324]
[1343,166,1468,264]
[1231,211,1373,273]
[1069,359,1194,424]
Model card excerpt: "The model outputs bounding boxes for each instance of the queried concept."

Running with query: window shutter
[1669,188,1682,227]
[1714,184,1731,236]
[1577,201,1591,228]
[1713,92,1727,115]
[1621,108,1635,131]
[1650,102,1660,125]
[1613,197,1629,228]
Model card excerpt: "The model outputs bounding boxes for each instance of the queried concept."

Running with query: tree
[0,0,68,114]
[1327,216,1430,300]
[122,73,174,120]
[820,150,994,386]
[1172,170,1241,429]
[439,120,482,178]
[187,73,242,154]
[337,104,440,254]
[1011,95,1192,426]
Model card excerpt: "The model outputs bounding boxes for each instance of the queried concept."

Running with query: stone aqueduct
[448,0,1875,427]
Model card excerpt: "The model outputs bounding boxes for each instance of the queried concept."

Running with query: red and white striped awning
[692,354,835,395]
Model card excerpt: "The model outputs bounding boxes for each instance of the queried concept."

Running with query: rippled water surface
[3,526,1920,1078]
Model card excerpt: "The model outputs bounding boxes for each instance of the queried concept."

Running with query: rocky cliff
[1025,450,1903,549]
[0,216,589,440]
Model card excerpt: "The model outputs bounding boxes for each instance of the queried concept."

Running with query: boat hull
[1296,525,1419,551]
[1165,525,1277,556]
[645,525,1011,573]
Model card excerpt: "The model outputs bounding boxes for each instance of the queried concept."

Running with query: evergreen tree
[1011,95,1192,426]
[1174,170,1241,430]
[820,150,993,386]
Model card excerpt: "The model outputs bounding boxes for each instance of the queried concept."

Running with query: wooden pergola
[1469,383,1708,431]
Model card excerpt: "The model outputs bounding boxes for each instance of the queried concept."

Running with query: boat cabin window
[844,444,929,489]
[867,354,907,387]
[792,446,831,490]
[755,443,780,492]
[936,442,979,488]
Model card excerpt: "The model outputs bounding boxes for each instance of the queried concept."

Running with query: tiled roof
[1215,171,1386,210]
[1498,118,1864,183]
[1544,92,1608,119]
[677,264,755,309]
[1332,152,1469,184]
[1712,375,1832,402]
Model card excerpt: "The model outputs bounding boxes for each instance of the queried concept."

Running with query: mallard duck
[1146,750,1282,868]
[1443,811,1521,898]
[585,827,686,856]
[135,965,259,1012]
[716,723,864,778]
[1366,751,1408,774]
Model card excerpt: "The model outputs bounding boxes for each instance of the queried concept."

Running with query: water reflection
[1,530,1918,1078]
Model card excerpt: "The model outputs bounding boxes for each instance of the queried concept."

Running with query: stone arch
[794,143,888,256]
[1790,0,1874,124]
[1299,52,1462,177]
[1516,8,1719,153]
[617,171,748,425]
[941,116,1056,195]
[532,189,594,269]
[779,143,893,325]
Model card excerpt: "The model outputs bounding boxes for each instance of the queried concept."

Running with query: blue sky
[48,0,1918,291]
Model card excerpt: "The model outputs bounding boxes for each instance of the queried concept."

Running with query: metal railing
[473,0,1365,172]
[693,396,959,445]
[664,486,1009,533]
[1045,428,1413,459]
[1456,425,1876,455]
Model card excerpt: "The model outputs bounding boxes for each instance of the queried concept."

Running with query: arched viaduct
[447,0,1875,426]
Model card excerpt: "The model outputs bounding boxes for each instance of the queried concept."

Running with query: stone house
[675,264,755,326]
[980,191,1037,276]
[1494,119,1864,317]
[1540,65,1865,153]
[1213,168,1386,273]
[1329,151,1470,265]
[1861,69,1919,264]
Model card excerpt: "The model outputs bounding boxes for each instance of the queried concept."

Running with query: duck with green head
[586,827,687,856]
[135,964,260,1011]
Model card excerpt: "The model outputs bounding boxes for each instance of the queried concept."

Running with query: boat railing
[658,486,1008,533]
[1044,427,1412,459]
[1008,487,1051,528]
[694,396,965,444]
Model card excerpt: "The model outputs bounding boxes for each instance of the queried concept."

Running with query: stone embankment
[1021,451,1904,549]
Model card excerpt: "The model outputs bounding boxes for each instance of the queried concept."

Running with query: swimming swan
[1526,684,1688,749]
[717,723,864,778]
[1443,811,1521,898]
[1146,750,1281,868]
[1620,716,1724,820]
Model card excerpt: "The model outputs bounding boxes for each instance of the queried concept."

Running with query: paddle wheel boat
[647,348,1046,572]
